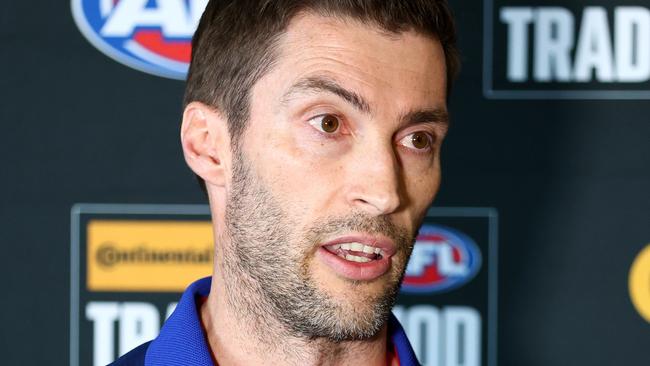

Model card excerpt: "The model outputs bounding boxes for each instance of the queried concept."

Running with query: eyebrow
[282,76,372,115]
[282,75,449,128]
[400,108,449,128]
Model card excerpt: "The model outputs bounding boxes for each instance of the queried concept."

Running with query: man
[114,0,458,365]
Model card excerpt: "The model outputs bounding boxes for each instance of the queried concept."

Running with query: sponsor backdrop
[1,1,648,365]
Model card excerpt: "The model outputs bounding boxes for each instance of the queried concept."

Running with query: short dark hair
[185,0,459,195]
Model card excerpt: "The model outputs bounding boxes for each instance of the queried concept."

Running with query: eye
[307,114,341,134]
[399,131,433,151]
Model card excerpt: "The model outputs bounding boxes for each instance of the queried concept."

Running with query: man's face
[221,14,448,341]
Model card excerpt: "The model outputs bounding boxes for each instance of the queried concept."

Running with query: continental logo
[87,220,213,292]
[96,244,211,268]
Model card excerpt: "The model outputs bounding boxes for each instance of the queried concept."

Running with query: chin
[303,271,400,340]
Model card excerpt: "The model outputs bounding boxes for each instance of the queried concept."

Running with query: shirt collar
[145,277,214,366]
[146,277,420,366]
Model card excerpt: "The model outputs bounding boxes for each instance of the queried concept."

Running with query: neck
[199,271,392,366]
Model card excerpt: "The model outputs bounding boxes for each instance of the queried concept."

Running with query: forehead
[253,13,447,111]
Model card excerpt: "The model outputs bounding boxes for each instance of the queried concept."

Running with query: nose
[345,143,402,216]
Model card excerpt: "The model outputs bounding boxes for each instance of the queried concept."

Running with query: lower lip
[316,247,392,281]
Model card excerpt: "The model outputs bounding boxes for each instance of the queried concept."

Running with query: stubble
[221,151,414,344]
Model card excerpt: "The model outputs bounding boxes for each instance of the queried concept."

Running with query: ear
[180,102,230,188]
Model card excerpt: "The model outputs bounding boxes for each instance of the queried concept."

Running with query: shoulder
[109,341,151,366]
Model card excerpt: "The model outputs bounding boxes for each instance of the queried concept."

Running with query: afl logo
[402,225,482,294]
[71,0,208,79]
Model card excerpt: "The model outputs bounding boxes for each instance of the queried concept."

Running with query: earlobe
[180,102,229,187]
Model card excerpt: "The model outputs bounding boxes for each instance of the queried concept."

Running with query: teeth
[350,243,364,251]
[345,254,371,263]
[333,242,384,257]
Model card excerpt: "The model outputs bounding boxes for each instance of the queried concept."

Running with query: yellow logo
[629,244,650,323]
[87,220,213,292]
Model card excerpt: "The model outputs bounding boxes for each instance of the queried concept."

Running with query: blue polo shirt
[112,277,421,366]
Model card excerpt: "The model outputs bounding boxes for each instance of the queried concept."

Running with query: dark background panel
[1,1,648,365]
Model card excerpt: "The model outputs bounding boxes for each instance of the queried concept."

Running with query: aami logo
[71,0,208,79]
[402,225,482,294]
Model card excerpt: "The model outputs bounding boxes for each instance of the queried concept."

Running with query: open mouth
[316,235,396,281]
[323,242,385,263]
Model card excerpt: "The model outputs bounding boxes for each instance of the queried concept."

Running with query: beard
[222,150,414,342]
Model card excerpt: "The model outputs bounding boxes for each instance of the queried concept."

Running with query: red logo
[402,225,482,294]
[72,0,208,78]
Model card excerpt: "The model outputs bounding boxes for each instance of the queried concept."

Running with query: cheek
[249,135,344,212]
[403,163,441,208]
[280,124,348,178]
